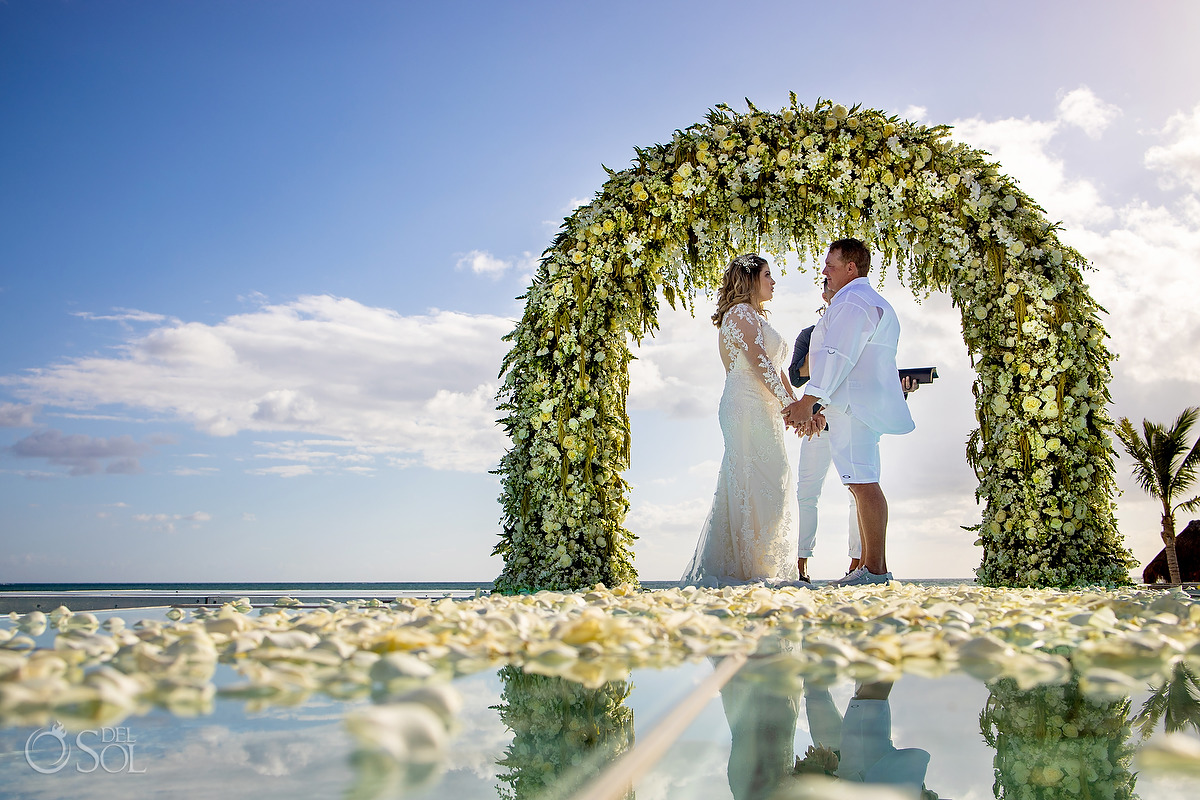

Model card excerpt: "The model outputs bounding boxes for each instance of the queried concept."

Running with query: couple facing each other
[680,238,916,589]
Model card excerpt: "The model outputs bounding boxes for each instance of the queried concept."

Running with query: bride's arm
[723,305,795,407]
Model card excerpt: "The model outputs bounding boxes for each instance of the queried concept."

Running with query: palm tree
[1135,662,1200,740]
[1115,407,1200,585]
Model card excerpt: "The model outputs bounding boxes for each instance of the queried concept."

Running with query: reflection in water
[1135,662,1200,740]
[719,664,801,800]
[980,675,1137,799]
[719,658,934,799]
[492,665,634,800]
[803,682,931,793]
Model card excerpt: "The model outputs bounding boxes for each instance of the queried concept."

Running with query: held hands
[901,375,919,399]
[782,400,825,438]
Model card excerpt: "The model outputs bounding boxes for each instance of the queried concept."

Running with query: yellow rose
[1006,282,1020,295]
[776,149,791,165]
[824,116,837,130]
[721,138,736,151]
[602,219,615,233]
[833,104,848,119]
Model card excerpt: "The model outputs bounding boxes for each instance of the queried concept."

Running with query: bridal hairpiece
[734,254,759,274]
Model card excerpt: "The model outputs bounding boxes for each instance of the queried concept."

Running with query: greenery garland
[981,675,1137,799]
[493,666,634,800]
[493,96,1134,592]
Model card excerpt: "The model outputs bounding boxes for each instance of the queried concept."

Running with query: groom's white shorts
[824,407,882,484]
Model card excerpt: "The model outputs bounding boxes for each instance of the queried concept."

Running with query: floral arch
[492,96,1134,592]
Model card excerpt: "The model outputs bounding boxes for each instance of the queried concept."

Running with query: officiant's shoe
[829,566,893,587]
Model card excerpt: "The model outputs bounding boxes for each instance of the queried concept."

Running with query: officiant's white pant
[796,432,861,559]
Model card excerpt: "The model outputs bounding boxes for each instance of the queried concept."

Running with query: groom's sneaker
[829,566,893,587]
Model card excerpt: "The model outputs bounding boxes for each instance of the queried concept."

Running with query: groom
[783,239,914,586]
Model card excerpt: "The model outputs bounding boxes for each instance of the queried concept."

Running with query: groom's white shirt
[806,277,915,436]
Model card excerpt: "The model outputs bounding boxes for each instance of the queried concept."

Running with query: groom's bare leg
[848,483,887,574]
[797,556,809,578]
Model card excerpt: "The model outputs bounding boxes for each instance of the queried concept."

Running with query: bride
[682,254,802,586]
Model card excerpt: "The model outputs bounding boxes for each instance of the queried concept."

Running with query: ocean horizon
[0,578,977,593]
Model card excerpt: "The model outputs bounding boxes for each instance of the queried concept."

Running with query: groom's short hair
[830,238,871,277]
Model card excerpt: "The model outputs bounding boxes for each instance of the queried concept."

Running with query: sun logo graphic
[25,722,71,774]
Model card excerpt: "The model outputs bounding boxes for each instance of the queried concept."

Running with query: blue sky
[3,0,1199,582]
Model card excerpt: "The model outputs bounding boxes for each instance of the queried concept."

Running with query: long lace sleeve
[722,304,796,408]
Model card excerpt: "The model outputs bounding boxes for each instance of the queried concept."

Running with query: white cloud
[248,464,316,478]
[0,403,38,427]
[456,249,538,281]
[132,510,212,533]
[72,308,173,324]
[456,249,512,278]
[1145,104,1200,192]
[3,295,513,474]
[1056,86,1121,139]
[172,466,219,476]
[6,429,154,476]
[950,115,1114,229]
[948,87,1124,229]
[903,105,927,121]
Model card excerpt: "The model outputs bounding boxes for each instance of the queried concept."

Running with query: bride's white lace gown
[682,303,798,586]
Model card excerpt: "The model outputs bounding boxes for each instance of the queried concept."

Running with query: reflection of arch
[493,97,1133,592]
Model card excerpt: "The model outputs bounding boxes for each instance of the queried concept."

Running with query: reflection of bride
[681,254,800,586]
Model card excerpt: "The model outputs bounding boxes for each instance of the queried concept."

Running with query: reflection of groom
[783,238,914,586]
[804,681,931,791]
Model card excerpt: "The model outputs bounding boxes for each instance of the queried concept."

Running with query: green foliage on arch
[492,96,1134,592]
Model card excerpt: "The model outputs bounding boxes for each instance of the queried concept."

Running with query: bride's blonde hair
[712,253,768,326]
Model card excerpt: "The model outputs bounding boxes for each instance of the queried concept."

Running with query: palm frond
[1136,685,1168,739]
[1175,495,1200,515]
[1146,419,1183,505]
[1116,417,1161,499]
[1172,424,1200,498]
[1162,408,1200,500]
[1136,663,1200,738]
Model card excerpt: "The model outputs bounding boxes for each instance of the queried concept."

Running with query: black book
[898,367,938,385]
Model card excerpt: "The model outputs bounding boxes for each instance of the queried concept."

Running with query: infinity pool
[2,585,1198,799]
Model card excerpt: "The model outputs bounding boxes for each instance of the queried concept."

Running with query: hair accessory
[734,254,758,274]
